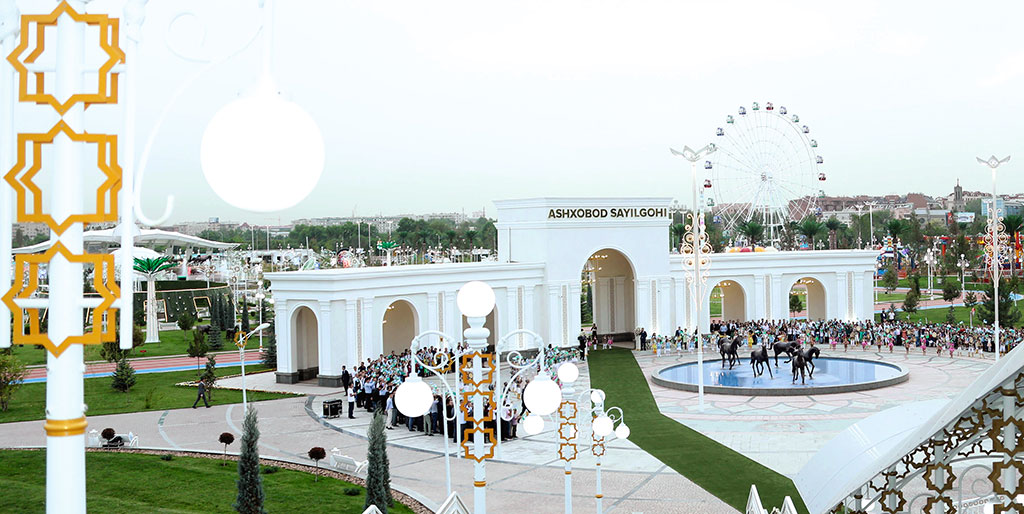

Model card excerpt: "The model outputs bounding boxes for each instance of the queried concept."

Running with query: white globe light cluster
[556,362,579,383]
[523,413,544,435]
[394,375,433,418]
[523,372,561,416]
[456,281,496,317]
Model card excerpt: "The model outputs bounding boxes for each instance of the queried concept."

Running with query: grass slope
[0,450,413,513]
[588,348,808,513]
[0,366,295,424]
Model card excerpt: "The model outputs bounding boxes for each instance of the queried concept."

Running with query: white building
[268,198,877,386]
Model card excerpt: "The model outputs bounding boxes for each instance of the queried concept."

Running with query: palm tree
[796,217,826,250]
[885,219,909,240]
[134,256,175,343]
[824,217,844,250]
[736,221,765,246]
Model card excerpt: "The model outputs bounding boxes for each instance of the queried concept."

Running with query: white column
[595,277,611,333]
[546,284,562,346]
[275,302,293,373]
[635,279,651,333]
[345,300,358,368]
[523,286,535,348]
[674,278,689,331]
[427,292,440,333]
[753,275,766,320]
[612,277,626,331]
[657,278,671,335]
[505,287,519,350]
[771,274,785,320]
[317,300,337,376]
[568,282,582,342]
[360,297,374,360]
[444,290,458,340]
[833,273,847,321]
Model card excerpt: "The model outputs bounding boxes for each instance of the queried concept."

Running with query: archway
[462,307,497,348]
[709,280,746,322]
[789,277,827,320]
[580,248,636,337]
[291,306,319,380]
[382,299,418,356]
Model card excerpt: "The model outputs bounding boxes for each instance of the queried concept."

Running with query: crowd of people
[633,318,1023,358]
[338,343,581,443]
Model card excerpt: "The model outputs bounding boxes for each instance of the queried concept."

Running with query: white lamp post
[978,155,1010,361]
[923,248,937,301]
[255,282,265,351]
[958,253,969,289]
[236,323,270,413]
[671,144,716,412]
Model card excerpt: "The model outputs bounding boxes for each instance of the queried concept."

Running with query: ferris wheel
[707,101,826,247]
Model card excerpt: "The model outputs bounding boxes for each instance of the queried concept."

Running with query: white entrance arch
[580,248,637,336]
[708,279,748,322]
[291,305,319,381]
[382,299,419,355]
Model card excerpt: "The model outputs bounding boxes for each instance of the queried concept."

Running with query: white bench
[100,432,139,448]
[329,447,367,475]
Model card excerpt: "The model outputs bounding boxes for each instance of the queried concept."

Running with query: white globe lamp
[200,85,325,212]
[456,281,495,317]
[523,373,561,416]
[590,389,606,405]
[394,376,433,418]
[614,423,631,440]
[557,362,579,383]
[593,415,614,437]
[523,413,544,435]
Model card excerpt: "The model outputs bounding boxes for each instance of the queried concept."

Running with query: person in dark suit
[192,381,210,408]
[340,366,351,392]
[640,328,648,351]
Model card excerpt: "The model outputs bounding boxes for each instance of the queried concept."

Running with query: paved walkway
[24,349,265,383]
[0,359,736,514]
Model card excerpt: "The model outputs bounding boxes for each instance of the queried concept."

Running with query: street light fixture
[923,248,937,301]
[670,144,716,412]
[958,253,969,288]
[978,155,1011,361]
[235,322,271,413]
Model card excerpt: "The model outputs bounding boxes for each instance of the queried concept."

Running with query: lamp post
[254,282,266,351]
[978,155,1011,361]
[923,248,937,301]
[235,323,270,413]
[958,253,969,289]
[671,144,716,412]
[867,202,875,247]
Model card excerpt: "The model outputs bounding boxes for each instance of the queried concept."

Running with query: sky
[11,0,1024,224]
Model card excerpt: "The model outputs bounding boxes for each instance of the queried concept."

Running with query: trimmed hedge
[135,281,232,324]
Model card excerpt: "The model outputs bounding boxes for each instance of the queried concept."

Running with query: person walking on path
[192,380,210,409]
[346,387,356,419]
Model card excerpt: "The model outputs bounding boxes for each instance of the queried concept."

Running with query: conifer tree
[261,332,277,369]
[234,407,266,514]
[364,411,393,512]
[201,354,217,399]
[110,357,136,403]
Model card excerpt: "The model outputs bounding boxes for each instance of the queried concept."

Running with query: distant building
[292,212,472,232]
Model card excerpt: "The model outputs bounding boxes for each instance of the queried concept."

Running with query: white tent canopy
[12,224,239,254]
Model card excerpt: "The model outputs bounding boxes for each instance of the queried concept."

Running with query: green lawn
[0,450,413,513]
[11,328,236,367]
[588,348,807,513]
[875,292,907,303]
[0,366,295,424]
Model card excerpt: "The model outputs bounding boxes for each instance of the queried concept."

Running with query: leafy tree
[902,291,920,317]
[881,263,899,293]
[942,278,962,305]
[364,411,393,512]
[0,354,29,412]
[908,273,921,297]
[234,407,266,514]
[1004,214,1024,278]
[219,432,235,466]
[134,256,175,343]
[964,290,978,309]
[308,447,326,482]
[977,278,1022,327]
[110,357,137,403]
[261,332,277,369]
[824,217,844,249]
[789,293,803,315]
[100,324,144,363]
[946,305,957,324]
[177,311,197,332]
[201,354,218,399]
[187,329,209,379]
[669,223,687,249]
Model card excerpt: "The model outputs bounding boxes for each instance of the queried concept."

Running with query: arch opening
[788,277,827,320]
[580,248,636,338]
[382,299,418,356]
[709,280,747,322]
[291,306,319,380]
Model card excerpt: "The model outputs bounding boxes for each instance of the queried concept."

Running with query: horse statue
[750,344,773,378]
[718,335,742,370]
[792,351,810,385]
[795,346,821,378]
[771,341,800,367]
